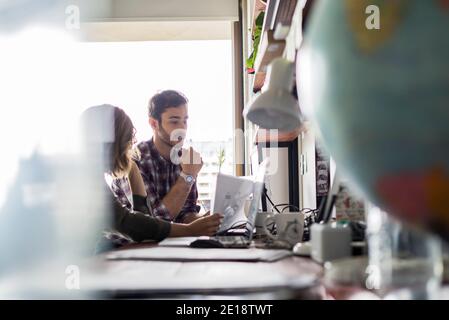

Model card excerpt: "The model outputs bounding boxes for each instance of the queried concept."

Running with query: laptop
[189,160,268,248]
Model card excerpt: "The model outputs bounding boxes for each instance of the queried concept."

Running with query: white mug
[255,211,272,236]
[263,212,304,246]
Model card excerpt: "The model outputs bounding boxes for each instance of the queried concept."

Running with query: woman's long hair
[111,107,137,177]
[81,104,138,178]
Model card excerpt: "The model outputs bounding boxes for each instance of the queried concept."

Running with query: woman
[81,104,221,249]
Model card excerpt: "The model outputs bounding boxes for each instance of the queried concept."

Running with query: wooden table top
[91,242,328,299]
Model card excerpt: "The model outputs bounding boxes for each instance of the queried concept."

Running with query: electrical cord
[263,188,281,213]
[262,199,323,242]
[262,196,317,235]
[262,187,326,239]
[261,192,284,234]
[272,203,292,211]
[281,205,300,213]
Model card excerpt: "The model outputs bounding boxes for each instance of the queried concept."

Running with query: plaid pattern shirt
[110,176,133,211]
[112,138,200,222]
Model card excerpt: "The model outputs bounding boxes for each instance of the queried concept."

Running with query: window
[75,40,234,208]
[0,29,234,210]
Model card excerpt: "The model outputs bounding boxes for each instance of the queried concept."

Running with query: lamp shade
[244,57,302,131]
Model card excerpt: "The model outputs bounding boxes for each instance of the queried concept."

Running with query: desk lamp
[243,57,302,131]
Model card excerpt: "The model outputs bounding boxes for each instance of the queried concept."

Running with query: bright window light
[0,27,233,207]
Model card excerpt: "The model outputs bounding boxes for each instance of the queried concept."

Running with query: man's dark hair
[148,90,188,122]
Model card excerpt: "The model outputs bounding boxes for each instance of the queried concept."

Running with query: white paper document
[157,237,197,247]
[106,246,292,262]
[82,261,317,294]
[212,173,255,233]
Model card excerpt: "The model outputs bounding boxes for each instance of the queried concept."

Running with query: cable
[281,205,300,213]
[263,188,281,213]
[262,187,315,236]
[315,196,327,223]
[272,203,290,210]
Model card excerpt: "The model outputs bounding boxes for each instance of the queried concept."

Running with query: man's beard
[157,123,184,148]
[156,123,186,163]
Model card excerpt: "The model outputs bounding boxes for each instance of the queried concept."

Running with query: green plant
[246,11,265,72]
[217,147,225,172]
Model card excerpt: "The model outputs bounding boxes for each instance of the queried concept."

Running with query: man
[113,90,205,223]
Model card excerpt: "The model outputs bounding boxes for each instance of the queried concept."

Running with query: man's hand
[186,213,222,236]
[180,147,203,178]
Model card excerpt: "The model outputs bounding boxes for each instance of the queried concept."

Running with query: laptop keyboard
[214,236,250,248]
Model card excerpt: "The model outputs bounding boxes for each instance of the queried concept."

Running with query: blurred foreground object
[366,206,443,299]
[298,0,449,240]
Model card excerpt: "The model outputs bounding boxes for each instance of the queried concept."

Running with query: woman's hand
[187,213,222,236]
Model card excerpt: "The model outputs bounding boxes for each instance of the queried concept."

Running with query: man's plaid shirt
[112,138,200,222]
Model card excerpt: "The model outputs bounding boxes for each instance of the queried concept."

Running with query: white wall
[259,147,290,212]
[80,0,239,22]
[77,0,237,43]
[299,125,317,210]
[80,20,232,41]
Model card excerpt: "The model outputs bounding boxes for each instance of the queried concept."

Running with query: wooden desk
[93,243,328,300]
[90,243,449,299]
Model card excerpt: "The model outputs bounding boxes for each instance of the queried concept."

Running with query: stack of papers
[157,237,197,247]
[107,246,292,262]
[82,261,318,295]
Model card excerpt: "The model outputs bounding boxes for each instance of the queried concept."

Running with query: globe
[298,0,449,240]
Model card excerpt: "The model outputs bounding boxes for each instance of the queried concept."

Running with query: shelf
[261,0,279,35]
[250,1,302,93]
[251,29,286,93]
[273,0,298,39]
[244,1,315,215]
[253,72,266,93]
[254,30,286,74]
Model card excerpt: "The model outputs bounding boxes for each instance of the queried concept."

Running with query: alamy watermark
[365,264,381,290]
[366,5,380,30]
[168,128,281,176]
[65,264,80,290]
[65,5,80,30]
